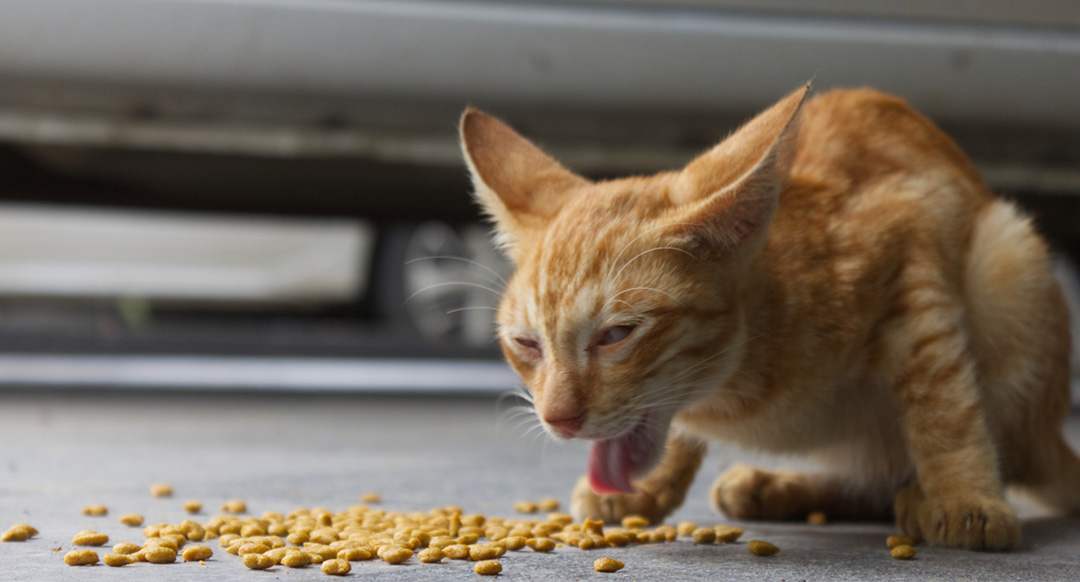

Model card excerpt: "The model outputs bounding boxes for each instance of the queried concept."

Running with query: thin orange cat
[460,83,1079,551]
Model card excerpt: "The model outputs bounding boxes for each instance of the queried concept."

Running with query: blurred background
[0,0,1077,399]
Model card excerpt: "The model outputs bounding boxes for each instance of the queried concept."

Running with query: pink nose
[544,411,587,437]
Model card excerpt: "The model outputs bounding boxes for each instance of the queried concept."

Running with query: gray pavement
[1,389,1078,581]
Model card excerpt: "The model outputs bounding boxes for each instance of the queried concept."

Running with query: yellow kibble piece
[72,530,109,546]
[237,542,270,556]
[583,518,604,536]
[538,498,560,512]
[513,500,538,514]
[501,536,528,551]
[886,535,921,549]
[182,544,212,561]
[807,511,828,525]
[82,504,107,516]
[748,540,780,556]
[112,542,141,555]
[527,537,556,552]
[604,531,631,546]
[714,525,744,543]
[118,514,143,527]
[242,553,274,570]
[2,524,36,542]
[150,483,173,497]
[304,543,338,560]
[142,545,178,563]
[338,547,373,561]
[594,557,625,573]
[691,527,716,544]
[676,521,697,536]
[103,553,138,567]
[469,544,500,561]
[64,550,99,566]
[655,525,678,541]
[218,533,240,547]
[282,550,313,568]
[360,492,381,503]
[891,544,918,559]
[547,512,573,526]
[322,558,352,575]
[377,545,413,564]
[221,499,247,514]
[620,514,650,528]
[444,544,470,559]
[474,559,502,575]
[418,547,445,563]
[183,500,202,514]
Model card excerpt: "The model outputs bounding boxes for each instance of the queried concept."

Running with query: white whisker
[404,281,503,304]
[406,256,507,288]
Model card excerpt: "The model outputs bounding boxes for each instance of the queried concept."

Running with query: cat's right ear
[460,108,589,263]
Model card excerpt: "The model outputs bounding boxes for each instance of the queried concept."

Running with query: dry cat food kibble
[64,549,99,566]
[1,524,37,542]
[45,497,768,576]
[150,483,173,497]
[513,501,538,514]
[886,535,920,549]
[360,492,381,503]
[182,544,213,561]
[72,530,109,546]
[594,557,625,572]
[82,504,108,516]
[103,553,139,567]
[691,527,716,544]
[538,498,560,511]
[220,499,247,514]
[242,553,275,570]
[183,500,202,514]
[143,545,178,564]
[322,558,352,575]
[890,545,918,560]
[118,514,144,527]
[112,542,141,555]
[714,526,744,543]
[748,540,780,556]
[474,559,502,575]
[807,511,828,525]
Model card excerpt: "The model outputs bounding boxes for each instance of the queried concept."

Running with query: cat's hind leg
[711,464,893,521]
[572,432,705,524]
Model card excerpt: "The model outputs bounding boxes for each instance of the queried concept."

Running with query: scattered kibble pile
[2,487,929,574]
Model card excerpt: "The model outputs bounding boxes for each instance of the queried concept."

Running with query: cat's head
[460,84,809,494]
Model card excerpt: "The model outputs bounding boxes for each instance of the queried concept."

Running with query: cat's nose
[544,410,587,437]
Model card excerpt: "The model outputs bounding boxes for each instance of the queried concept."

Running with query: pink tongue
[588,437,635,495]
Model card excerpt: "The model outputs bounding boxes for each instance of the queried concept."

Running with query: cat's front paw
[710,464,813,520]
[894,487,1021,551]
[570,475,664,524]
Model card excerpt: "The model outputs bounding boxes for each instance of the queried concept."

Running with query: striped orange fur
[460,84,1079,551]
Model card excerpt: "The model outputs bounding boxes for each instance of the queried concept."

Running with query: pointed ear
[667,82,811,261]
[460,108,589,262]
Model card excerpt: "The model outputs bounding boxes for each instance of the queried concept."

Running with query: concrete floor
[1,389,1078,581]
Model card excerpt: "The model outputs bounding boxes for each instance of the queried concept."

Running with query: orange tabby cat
[459,83,1079,550]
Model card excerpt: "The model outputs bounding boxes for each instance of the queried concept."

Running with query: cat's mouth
[587,412,666,495]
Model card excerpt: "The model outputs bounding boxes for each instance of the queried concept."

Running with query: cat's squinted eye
[596,324,636,348]
[510,336,542,360]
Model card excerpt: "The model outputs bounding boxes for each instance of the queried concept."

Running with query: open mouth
[586,412,666,495]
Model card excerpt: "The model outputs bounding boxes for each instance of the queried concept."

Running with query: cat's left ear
[667,82,811,261]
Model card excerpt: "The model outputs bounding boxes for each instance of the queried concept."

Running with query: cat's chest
[673,372,895,453]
